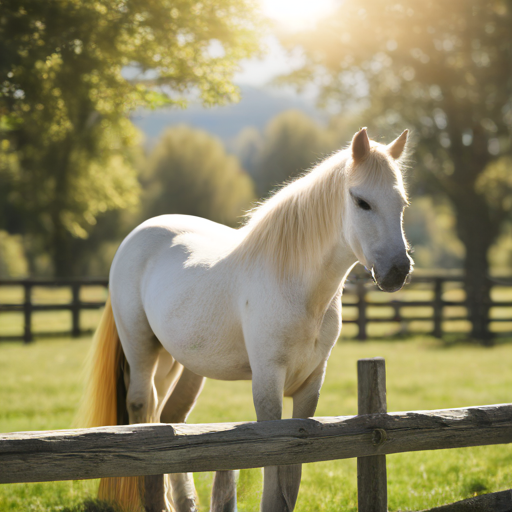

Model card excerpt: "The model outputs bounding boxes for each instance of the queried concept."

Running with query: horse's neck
[304,231,358,317]
[277,159,358,314]
[238,151,358,308]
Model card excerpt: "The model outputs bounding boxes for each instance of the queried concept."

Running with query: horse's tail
[74,294,144,512]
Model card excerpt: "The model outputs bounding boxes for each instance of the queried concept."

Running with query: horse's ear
[351,127,371,163]
[387,130,408,159]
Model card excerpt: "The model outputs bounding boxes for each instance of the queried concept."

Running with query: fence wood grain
[1,403,512,484]
[421,488,512,512]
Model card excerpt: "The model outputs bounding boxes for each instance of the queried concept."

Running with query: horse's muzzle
[373,262,411,293]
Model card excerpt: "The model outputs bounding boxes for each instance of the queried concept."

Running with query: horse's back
[111,213,237,279]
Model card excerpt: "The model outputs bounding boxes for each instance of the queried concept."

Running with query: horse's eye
[357,198,372,211]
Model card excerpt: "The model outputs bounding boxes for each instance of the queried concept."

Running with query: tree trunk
[51,220,74,278]
[49,140,75,278]
[463,234,493,343]
[451,191,496,343]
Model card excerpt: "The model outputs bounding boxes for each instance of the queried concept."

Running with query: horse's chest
[282,342,328,395]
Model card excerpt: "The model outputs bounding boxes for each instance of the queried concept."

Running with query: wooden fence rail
[1,358,511,511]
[1,273,512,341]
[2,403,512,484]
[0,278,108,342]
[346,274,512,341]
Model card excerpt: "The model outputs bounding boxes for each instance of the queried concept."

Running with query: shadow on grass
[62,500,121,512]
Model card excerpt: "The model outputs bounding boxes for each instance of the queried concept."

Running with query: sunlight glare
[261,0,337,31]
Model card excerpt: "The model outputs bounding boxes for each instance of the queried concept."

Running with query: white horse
[76,128,412,512]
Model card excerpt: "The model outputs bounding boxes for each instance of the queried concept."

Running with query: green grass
[1,336,512,511]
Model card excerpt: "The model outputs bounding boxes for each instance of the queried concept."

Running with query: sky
[234,0,338,87]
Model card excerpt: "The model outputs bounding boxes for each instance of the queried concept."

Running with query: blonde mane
[235,142,405,278]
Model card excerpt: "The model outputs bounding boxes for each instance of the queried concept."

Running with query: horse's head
[343,128,413,292]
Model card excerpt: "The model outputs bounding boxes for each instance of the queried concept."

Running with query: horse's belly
[155,317,251,381]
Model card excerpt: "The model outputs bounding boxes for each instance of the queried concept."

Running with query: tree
[252,110,334,197]
[142,125,255,226]
[0,0,260,276]
[231,126,263,178]
[283,0,512,340]
[0,231,28,278]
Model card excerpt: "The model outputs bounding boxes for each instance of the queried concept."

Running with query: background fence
[1,272,512,342]
[1,358,511,512]
[344,272,512,341]
[0,278,108,342]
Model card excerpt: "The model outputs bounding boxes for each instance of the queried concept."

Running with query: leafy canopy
[143,125,255,227]
[283,0,512,190]
[0,0,261,274]
[252,109,334,197]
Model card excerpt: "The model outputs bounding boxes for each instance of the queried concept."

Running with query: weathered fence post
[357,357,387,512]
[23,281,33,343]
[433,278,443,338]
[71,283,81,338]
[357,281,368,341]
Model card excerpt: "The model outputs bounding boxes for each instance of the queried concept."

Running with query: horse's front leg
[256,363,326,512]
[252,365,299,512]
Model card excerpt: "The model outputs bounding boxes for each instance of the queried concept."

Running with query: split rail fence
[1,358,511,511]
[1,273,512,342]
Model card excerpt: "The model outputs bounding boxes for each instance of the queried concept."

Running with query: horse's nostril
[390,264,409,279]
[398,263,411,275]
[393,259,411,276]
[376,262,411,292]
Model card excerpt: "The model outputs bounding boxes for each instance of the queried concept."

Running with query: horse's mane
[235,141,406,278]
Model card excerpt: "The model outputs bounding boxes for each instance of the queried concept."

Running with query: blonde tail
[74,295,144,512]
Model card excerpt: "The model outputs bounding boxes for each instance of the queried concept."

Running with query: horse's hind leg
[120,324,170,512]
[160,366,205,512]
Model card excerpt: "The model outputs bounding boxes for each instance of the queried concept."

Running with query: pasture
[1,336,512,511]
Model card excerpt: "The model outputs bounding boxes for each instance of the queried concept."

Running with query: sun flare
[261,0,337,31]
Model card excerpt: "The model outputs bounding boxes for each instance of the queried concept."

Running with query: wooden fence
[1,358,511,512]
[343,273,512,341]
[0,278,108,342]
[1,273,512,342]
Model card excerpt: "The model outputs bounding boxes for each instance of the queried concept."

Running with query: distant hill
[131,85,326,149]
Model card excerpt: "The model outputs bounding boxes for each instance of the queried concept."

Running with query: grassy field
[1,335,512,511]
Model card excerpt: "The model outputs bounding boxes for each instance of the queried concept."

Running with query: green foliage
[282,0,512,222]
[476,157,512,217]
[231,126,263,177]
[252,110,335,197]
[0,0,261,118]
[404,197,464,269]
[0,0,261,275]
[0,230,28,277]
[142,125,256,226]
[284,1,512,147]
